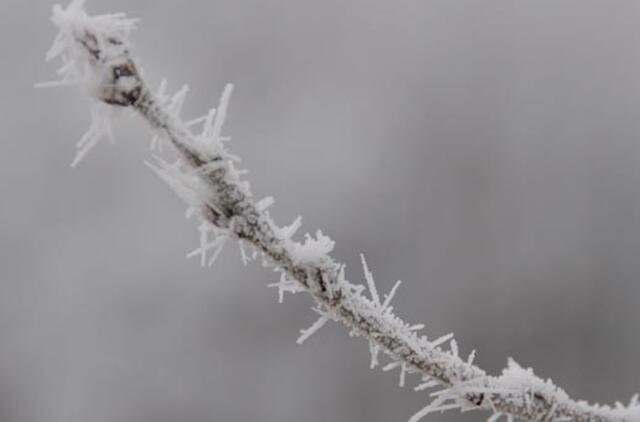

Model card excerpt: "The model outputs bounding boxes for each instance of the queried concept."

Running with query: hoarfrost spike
[467,349,476,365]
[71,104,116,167]
[415,379,440,391]
[369,340,380,369]
[382,279,402,311]
[256,196,275,212]
[383,361,402,372]
[360,254,380,307]
[168,85,189,115]
[450,339,458,357]
[487,412,502,422]
[280,216,302,239]
[211,84,233,142]
[399,363,407,387]
[431,332,454,348]
[297,314,330,344]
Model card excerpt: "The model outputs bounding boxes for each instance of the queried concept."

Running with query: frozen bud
[96,54,142,106]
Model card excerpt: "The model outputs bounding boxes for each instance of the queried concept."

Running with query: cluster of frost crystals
[145,83,243,266]
[289,230,335,266]
[150,80,189,152]
[38,0,139,166]
[39,0,138,91]
[477,360,640,422]
[186,221,229,267]
[613,396,640,420]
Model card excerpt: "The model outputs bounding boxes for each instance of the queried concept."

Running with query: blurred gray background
[2,0,640,421]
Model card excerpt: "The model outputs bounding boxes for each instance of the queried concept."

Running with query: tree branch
[39,2,639,421]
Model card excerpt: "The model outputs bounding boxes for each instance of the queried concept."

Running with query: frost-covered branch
[40,2,640,421]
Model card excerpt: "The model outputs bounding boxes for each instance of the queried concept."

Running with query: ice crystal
[70,102,116,167]
[297,310,331,345]
[186,222,229,267]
